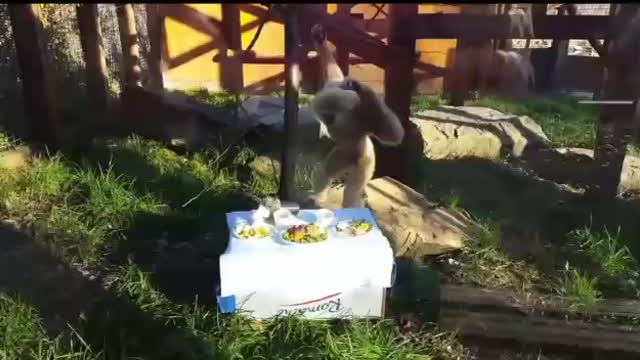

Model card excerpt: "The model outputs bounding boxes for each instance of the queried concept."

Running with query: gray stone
[237,96,329,144]
[411,106,550,160]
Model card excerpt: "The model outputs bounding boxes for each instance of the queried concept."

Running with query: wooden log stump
[8,4,60,150]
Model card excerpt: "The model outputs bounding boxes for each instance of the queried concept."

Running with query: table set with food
[217,204,395,319]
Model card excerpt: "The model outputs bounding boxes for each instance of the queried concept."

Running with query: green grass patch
[0,294,99,360]
[470,95,599,148]
[0,130,466,359]
[555,267,602,314]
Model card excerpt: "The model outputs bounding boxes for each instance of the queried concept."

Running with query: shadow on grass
[76,139,260,306]
[410,155,640,286]
[0,222,216,359]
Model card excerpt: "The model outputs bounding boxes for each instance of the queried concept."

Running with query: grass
[2,88,640,357]
[469,95,599,149]
[0,130,465,359]
[555,267,602,314]
[0,294,99,360]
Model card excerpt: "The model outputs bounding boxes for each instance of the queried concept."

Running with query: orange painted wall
[162,3,460,94]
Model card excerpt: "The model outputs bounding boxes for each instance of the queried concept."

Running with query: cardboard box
[218,208,395,320]
[217,285,389,320]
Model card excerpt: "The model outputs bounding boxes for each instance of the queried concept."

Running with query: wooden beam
[379,4,418,182]
[220,4,244,93]
[116,4,142,87]
[76,4,109,113]
[298,7,389,69]
[145,4,164,91]
[440,309,640,354]
[8,4,60,149]
[278,5,302,202]
[412,14,611,40]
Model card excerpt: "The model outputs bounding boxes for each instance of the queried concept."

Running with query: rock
[0,146,31,170]
[251,155,281,179]
[317,177,472,256]
[237,96,329,144]
[411,106,550,160]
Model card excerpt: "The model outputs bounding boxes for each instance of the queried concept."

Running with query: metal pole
[278,5,302,202]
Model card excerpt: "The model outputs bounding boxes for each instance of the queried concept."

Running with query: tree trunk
[77,4,109,113]
[116,4,142,88]
[8,4,60,150]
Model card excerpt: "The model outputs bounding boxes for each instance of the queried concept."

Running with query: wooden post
[335,4,351,76]
[550,5,573,93]
[379,4,418,182]
[8,4,60,149]
[116,4,142,88]
[77,4,109,113]
[145,4,164,91]
[221,4,244,93]
[450,4,497,106]
[278,5,302,201]
[588,5,640,198]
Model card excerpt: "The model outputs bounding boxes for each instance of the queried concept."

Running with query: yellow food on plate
[236,225,271,239]
[337,219,374,236]
[283,224,329,244]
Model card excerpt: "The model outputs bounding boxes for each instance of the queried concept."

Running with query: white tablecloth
[219,208,395,298]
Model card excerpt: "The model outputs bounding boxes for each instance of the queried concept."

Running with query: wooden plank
[8,4,60,149]
[76,4,109,113]
[379,4,417,182]
[440,308,640,353]
[220,4,243,93]
[278,5,302,202]
[116,4,142,87]
[441,284,640,318]
[145,4,164,91]
[412,14,611,40]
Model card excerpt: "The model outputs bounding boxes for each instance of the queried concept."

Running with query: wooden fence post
[588,5,640,198]
[379,4,418,183]
[278,5,302,201]
[116,4,142,88]
[221,4,244,93]
[8,4,60,150]
[335,4,351,76]
[77,4,109,113]
[145,4,164,91]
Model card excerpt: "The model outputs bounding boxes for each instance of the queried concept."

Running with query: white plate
[334,219,375,238]
[232,223,275,240]
[278,225,331,246]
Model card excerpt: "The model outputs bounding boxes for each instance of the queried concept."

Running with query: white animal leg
[342,137,375,208]
[309,148,349,206]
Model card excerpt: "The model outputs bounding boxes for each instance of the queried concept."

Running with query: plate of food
[334,219,375,237]
[233,222,274,240]
[280,223,330,245]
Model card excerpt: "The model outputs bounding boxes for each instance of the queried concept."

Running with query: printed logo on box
[276,292,345,317]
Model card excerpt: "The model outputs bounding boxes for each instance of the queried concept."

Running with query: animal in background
[306,24,405,208]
